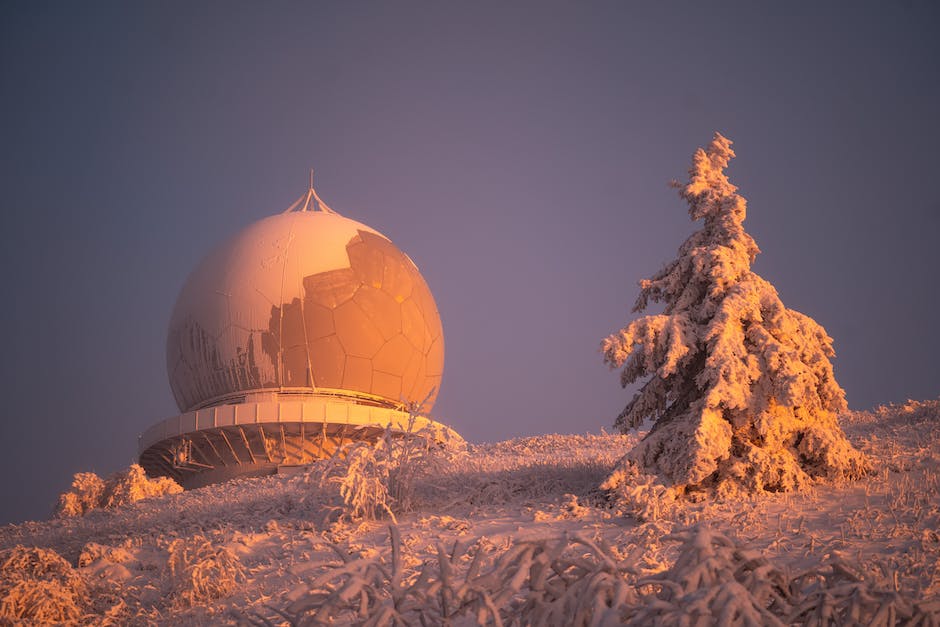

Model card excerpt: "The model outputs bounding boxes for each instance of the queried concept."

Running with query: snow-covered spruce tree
[601,133,868,495]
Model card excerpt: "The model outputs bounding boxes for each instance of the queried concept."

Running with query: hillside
[1,400,939,625]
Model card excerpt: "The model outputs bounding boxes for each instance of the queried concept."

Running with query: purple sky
[1,2,938,525]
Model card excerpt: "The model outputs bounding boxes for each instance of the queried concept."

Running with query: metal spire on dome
[282,169,336,214]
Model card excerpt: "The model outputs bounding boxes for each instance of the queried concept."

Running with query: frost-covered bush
[54,471,105,518]
[321,438,398,522]
[165,535,245,607]
[386,422,462,514]
[510,534,640,625]
[602,133,868,496]
[789,555,940,625]
[0,545,87,624]
[54,464,182,518]
[316,425,457,523]
[599,462,678,522]
[630,525,792,625]
[101,464,182,509]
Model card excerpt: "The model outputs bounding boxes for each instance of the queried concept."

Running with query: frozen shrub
[386,422,459,513]
[630,525,792,625]
[788,557,940,625]
[165,535,245,607]
[317,424,455,523]
[322,438,397,523]
[0,546,87,624]
[101,464,182,509]
[510,534,640,625]
[602,133,868,495]
[54,471,105,518]
[54,464,182,518]
[600,460,678,522]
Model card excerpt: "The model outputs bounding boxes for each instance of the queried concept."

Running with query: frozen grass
[264,523,939,625]
[165,535,246,608]
[261,524,641,626]
[0,545,87,624]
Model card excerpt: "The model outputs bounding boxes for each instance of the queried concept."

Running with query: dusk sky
[1,2,938,525]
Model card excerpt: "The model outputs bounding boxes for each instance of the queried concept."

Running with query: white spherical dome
[166,187,444,413]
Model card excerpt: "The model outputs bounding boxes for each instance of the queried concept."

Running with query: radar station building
[138,178,454,488]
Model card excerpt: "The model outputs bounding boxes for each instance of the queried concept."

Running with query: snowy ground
[1,401,938,624]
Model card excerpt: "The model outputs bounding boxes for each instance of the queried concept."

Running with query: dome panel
[383,255,414,303]
[400,299,428,353]
[302,267,360,309]
[307,335,345,389]
[333,299,385,359]
[411,275,444,340]
[282,345,310,387]
[347,234,386,289]
[302,302,334,340]
[278,298,306,349]
[426,336,444,377]
[407,358,428,403]
[353,286,401,341]
[373,335,415,375]
[399,352,422,402]
[343,355,373,392]
[372,370,402,402]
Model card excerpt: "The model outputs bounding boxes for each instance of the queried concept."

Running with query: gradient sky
[1,2,938,525]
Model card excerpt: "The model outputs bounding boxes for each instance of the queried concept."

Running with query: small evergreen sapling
[602,133,868,495]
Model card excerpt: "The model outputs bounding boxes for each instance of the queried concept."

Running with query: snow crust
[0,401,937,624]
[602,133,868,494]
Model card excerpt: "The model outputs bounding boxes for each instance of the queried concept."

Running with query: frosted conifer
[602,133,868,494]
